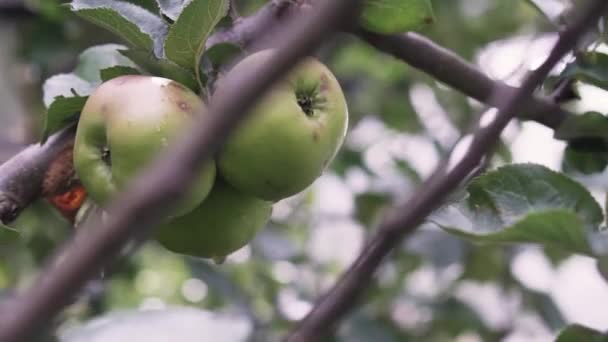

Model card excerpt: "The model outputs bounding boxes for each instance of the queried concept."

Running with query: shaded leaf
[360,0,434,34]
[555,111,608,143]
[164,0,229,71]
[74,44,137,84]
[119,49,198,90]
[70,0,168,57]
[562,144,608,175]
[100,66,141,81]
[431,164,603,256]
[43,96,88,143]
[202,42,242,70]
[555,324,608,342]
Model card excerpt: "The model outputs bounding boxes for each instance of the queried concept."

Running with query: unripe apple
[73,75,216,217]
[216,50,349,201]
[156,178,272,260]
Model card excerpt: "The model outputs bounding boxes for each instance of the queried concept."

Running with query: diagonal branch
[0,0,362,341]
[287,1,608,341]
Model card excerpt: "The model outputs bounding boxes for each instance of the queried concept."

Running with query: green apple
[73,75,216,217]
[156,178,272,260]
[216,50,349,201]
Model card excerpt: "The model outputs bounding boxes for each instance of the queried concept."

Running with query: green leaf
[561,52,608,91]
[100,65,141,81]
[430,164,603,256]
[202,42,242,70]
[555,111,608,142]
[119,49,198,91]
[74,44,138,84]
[562,144,608,175]
[555,324,608,342]
[43,96,89,143]
[157,0,187,20]
[70,0,168,57]
[41,73,93,142]
[360,0,434,34]
[164,0,229,72]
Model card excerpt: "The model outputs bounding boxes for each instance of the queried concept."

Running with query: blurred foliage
[1,0,608,341]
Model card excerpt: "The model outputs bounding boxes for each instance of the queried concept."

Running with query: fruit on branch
[216,50,349,201]
[156,178,272,260]
[73,75,216,217]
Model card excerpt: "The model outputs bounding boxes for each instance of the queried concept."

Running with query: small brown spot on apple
[312,130,320,142]
[178,102,190,112]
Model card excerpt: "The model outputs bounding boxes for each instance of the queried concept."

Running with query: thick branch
[0,1,362,341]
[287,2,608,341]
[355,30,570,129]
[0,126,74,224]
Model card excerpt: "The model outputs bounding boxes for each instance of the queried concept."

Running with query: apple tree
[0,0,606,341]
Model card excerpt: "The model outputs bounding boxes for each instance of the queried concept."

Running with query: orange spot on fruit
[47,184,87,223]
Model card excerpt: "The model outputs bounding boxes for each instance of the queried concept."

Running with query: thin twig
[0,0,362,341]
[287,2,608,341]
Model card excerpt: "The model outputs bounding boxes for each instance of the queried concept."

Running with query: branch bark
[0,0,362,341]
[0,126,74,224]
[287,1,608,341]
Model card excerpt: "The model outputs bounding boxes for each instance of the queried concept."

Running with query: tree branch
[0,126,74,224]
[0,0,362,341]
[287,2,608,341]
[355,30,570,130]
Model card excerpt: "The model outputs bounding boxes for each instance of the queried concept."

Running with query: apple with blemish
[73,75,216,217]
[216,50,349,201]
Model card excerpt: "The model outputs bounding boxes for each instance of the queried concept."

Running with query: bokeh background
[1,0,607,341]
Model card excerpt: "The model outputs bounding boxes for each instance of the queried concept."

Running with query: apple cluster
[73,50,349,262]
